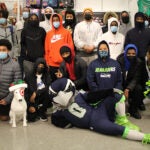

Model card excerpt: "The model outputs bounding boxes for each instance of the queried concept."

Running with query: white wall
[75,0,138,26]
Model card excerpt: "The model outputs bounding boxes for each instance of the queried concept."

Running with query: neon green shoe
[115,115,141,131]
[142,134,150,144]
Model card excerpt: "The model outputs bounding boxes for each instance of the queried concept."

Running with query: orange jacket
[45,14,74,67]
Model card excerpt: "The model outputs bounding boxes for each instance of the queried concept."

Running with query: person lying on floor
[49,78,150,144]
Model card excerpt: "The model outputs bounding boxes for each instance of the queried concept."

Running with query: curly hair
[0,39,12,50]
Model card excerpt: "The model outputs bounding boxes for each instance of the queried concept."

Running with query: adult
[49,78,150,144]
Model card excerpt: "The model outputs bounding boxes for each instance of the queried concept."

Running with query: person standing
[45,13,74,82]
[20,13,46,77]
[119,11,132,36]
[40,6,54,32]
[74,8,102,65]
[63,8,76,37]
[124,12,150,60]
[100,17,125,60]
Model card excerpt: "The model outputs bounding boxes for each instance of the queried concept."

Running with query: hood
[108,17,119,33]
[43,6,54,21]
[134,12,145,28]
[103,12,118,25]
[97,40,110,61]
[64,9,76,27]
[124,44,138,71]
[51,13,64,30]
[33,57,48,74]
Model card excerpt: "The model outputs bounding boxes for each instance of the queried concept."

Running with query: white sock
[115,101,126,116]
[126,130,144,141]
[143,98,150,104]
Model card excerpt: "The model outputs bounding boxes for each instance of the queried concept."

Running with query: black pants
[128,84,144,112]
[27,91,51,121]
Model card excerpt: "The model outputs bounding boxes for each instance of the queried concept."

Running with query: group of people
[0,5,150,144]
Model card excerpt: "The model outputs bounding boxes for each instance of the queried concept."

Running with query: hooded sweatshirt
[117,44,142,90]
[87,40,122,91]
[124,12,150,58]
[100,17,125,60]
[119,11,132,36]
[40,7,54,32]
[45,14,74,67]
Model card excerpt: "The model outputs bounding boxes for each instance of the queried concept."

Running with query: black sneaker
[138,104,146,111]
[39,113,48,122]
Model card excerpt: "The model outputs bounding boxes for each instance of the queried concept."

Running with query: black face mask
[65,19,74,25]
[122,16,129,24]
[127,56,136,63]
[63,55,72,63]
[28,20,39,27]
[45,14,51,20]
[84,14,92,21]
[135,21,144,29]
[37,67,44,74]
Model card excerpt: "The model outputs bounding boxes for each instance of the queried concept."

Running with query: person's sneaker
[129,110,142,119]
[115,115,141,131]
[39,113,48,122]
[142,134,150,144]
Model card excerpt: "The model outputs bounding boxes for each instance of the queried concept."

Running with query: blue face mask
[0,18,7,25]
[144,20,149,27]
[22,12,29,19]
[53,21,60,29]
[110,26,118,33]
[99,50,108,59]
[0,52,7,60]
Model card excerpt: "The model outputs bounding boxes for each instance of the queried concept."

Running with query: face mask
[22,12,29,19]
[63,55,72,63]
[45,14,51,20]
[99,50,108,59]
[0,18,7,25]
[53,21,60,29]
[127,56,136,63]
[0,52,7,60]
[110,26,118,33]
[122,16,129,24]
[65,19,73,25]
[144,20,149,27]
[135,21,144,29]
[28,20,39,27]
[37,67,44,74]
[84,14,92,21]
